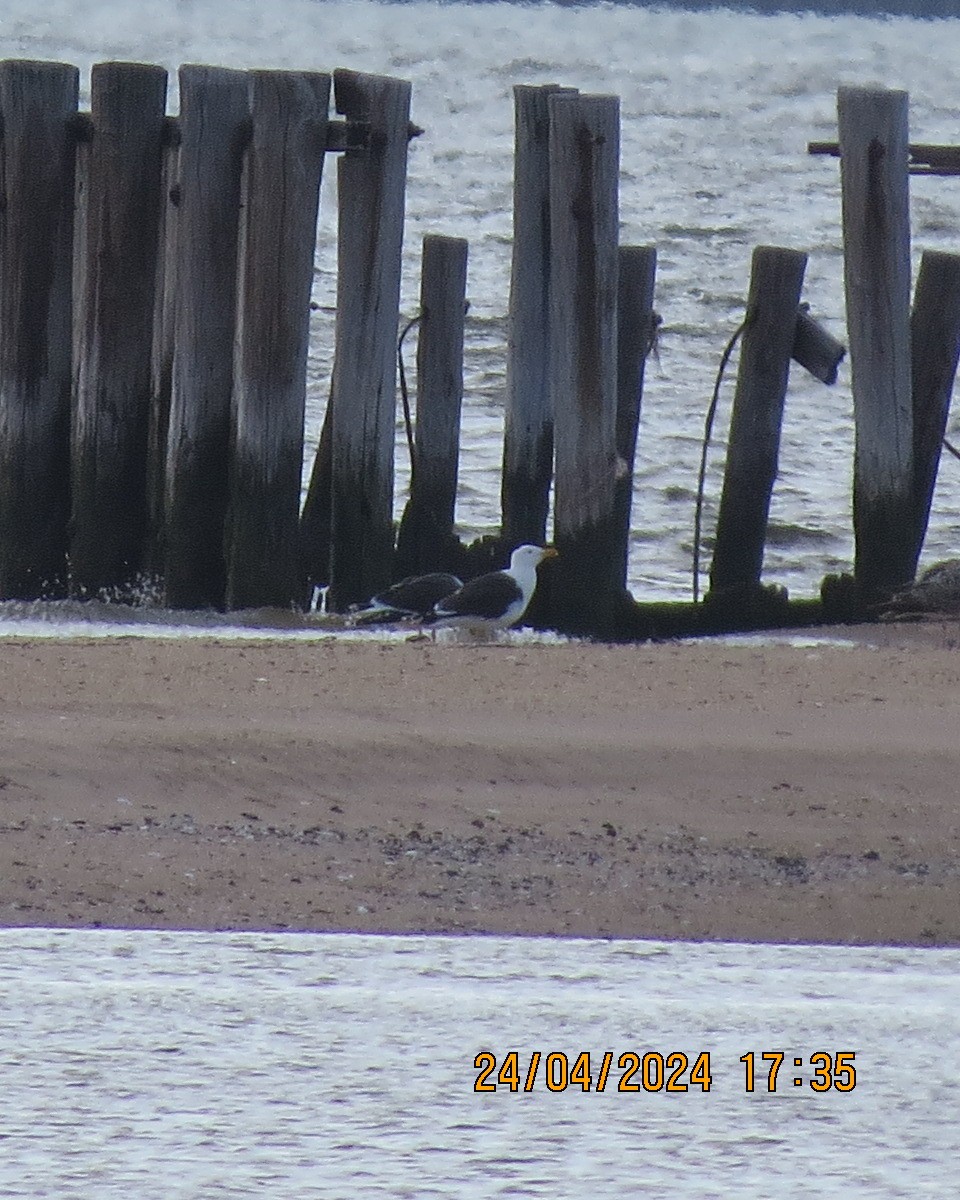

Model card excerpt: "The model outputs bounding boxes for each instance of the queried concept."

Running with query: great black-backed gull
[431,544,557,633]
[352,571,463,622]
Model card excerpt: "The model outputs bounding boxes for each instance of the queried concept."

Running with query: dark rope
[397,311,422,482]
[942,436,960,463]
[693,317,748,603]
[646,310,664,368]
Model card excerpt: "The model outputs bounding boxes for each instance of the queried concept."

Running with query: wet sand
[1,623,958,945]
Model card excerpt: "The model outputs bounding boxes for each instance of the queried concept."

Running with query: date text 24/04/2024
[473,1051,857,1094]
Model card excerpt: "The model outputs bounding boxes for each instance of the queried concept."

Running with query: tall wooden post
[224,70,329,610]
[838,85,914,602]
[909,249,960,573]
[144,119,181,579]
[501,84,575,552]
[614,244,657,593]
[164,65,248,609]
[548,92,621,637]
[328,69,411,610]
[394,234,469,579]
[709,246,807,594]
[70,62,167,597]
[0,60,78,600]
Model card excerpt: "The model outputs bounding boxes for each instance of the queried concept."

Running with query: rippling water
[3,1,960,604]
[0,929,956,1196]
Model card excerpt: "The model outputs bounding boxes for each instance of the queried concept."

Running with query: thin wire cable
[397,312,422,482]
[692,318,748,603]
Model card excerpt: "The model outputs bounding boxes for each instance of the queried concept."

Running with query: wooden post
[909,249,960,573]
[792,306,845,385]
[394,234,469,578]
[328,69,411,610]
[614,244,657,593]
[70,62,167,598]
[300,396,333,598]
[164,65,248,609]
[709,246,807,594]
[0,60,78,600]
[224,70,330,610]
[548,92,620,637]
[501,84,576,552]
[838,85,914,602]
[144,119,181,579]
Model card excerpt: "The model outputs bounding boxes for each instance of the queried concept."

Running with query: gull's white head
[509,544,558,576]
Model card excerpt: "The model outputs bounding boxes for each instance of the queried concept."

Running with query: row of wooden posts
[0,58,655,635]
[1,61,958,636]
[395,82,960,630]
[0,59,412,614]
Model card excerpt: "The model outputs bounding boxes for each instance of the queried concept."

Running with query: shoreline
[1,626,958,947]
[2,927,955,953]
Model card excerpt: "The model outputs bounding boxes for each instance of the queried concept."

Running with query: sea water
[0,928,957,1196]
[3,0,960,604]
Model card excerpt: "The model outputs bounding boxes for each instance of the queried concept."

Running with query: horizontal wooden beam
[19,111,385,153]
[809,139,960,176]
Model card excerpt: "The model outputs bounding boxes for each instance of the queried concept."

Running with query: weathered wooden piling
[709,246,807,595]
[838,85,914,602]
[70,61,167,597]
[548,92,621,637]
[164,65,249,609]
[792,306,845,385]
[614,244,657,592]
[394,234,469,579]
[144,119,181,579]
[224,70,330,610]
[501,84,576,552]
[0,59,78,600]
[909,249,960,573]
[327,69,411,611]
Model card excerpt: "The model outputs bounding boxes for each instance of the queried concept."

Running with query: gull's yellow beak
[542,547,559,561]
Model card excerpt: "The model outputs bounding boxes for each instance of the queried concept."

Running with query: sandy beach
[1,622,958,946]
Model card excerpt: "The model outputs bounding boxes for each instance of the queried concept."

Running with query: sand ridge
[1,626,958,944]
